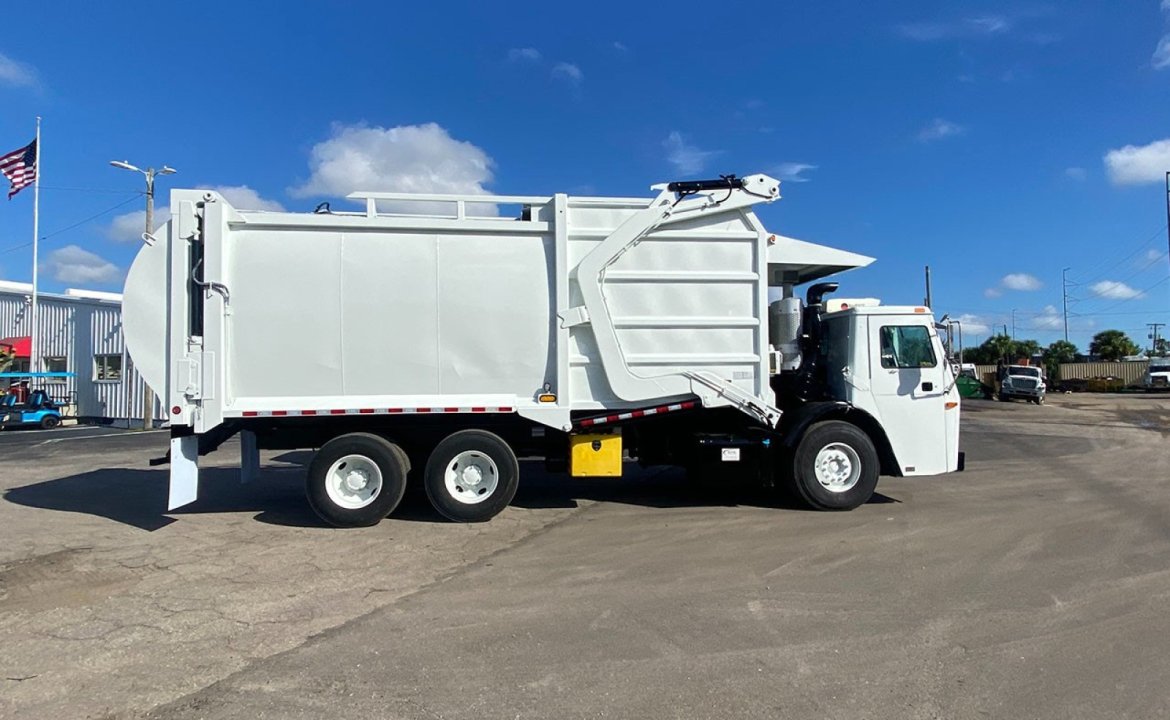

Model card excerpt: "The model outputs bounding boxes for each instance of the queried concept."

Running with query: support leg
[240,429,259,484]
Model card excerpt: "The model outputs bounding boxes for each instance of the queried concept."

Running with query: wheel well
[779,403,902,477]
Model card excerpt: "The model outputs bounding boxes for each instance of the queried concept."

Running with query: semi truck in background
[122,173,962,526]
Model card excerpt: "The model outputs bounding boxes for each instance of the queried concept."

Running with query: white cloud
[42,245,121,285]
[918,118,965,142]
[613,41,628,52]
[551,62,583,84]
[957,313,991,335]
[105,185,281,241]
[0,51,38,88]
[1104,138,1170,184]
[1002,273,1043,291]
[897,16,1011,41]
[105,210,164,243]
[1090,280,1144,300]
[1153,35,1170,69]
[1163,0,1170,10]
[508,48,541,62]
[290,123,494,202]
[966,16,1011,34]
[1031,305,1063,330]
[208,185,285,212]
[984,287,1003,299]
[663,132,718,175]
[774,162,818,183]
[1064,167,1087,181]
[1144,248,1164,263]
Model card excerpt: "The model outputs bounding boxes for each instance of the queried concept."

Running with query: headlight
[1002,378,1013,386]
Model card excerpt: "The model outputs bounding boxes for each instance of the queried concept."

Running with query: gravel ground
[1,393,1168,719]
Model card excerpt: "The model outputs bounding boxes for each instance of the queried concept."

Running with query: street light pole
[1062,267,1070,344]
[110,160,176,430]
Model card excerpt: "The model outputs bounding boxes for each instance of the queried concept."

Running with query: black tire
[40,415,60,430]
[424,429,519,523]
[998,393,1009,402]
[306,433,408,527]
[790,421,879,511]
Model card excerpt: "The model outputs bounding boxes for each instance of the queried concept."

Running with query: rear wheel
[791,421,879,511]
[40,415,60,430]
[306,433,408,527]
[424,430,519,523]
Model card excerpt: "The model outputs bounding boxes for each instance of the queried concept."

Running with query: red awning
[0,336,31,358]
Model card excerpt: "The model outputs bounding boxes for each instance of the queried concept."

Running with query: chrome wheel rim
[444,450,499,505]
[813,443,862,493]
[325,454,383,509]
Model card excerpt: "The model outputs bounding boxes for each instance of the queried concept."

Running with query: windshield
[1150,358,1170,370]
[1008,366,1042,378]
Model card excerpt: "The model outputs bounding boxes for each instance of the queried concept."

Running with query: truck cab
[1144,358,1170,390]
[816,304,961,476]
[999,365,1046,404]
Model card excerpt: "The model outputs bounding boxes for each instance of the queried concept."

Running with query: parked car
[999,365,1046,404]
[1144,357,1170,391]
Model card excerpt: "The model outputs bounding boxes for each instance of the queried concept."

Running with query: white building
[0,280,162,426]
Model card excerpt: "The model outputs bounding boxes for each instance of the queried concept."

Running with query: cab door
[867,316,949,475]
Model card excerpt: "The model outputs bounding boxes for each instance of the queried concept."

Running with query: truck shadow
[3,460,899,531]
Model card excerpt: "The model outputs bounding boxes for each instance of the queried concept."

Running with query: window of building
[44,355,67,373]
[94,354,122,381]
[879,326,937,369]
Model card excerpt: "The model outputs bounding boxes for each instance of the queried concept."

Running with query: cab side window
[880,326,937,369]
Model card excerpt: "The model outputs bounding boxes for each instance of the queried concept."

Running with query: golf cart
[0,372,72,429]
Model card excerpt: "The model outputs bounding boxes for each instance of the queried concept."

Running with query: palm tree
[1090,330,1139,361]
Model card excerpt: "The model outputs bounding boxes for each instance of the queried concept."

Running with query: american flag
[0,139,37,199]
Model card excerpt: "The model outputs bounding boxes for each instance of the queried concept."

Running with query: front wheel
[790,421,879,511]
[424,430,519,523]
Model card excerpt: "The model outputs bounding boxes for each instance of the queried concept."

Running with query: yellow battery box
[570,431,622,477]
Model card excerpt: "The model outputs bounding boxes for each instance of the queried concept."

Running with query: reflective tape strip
[233,407,514,418]
[577,400,698,428]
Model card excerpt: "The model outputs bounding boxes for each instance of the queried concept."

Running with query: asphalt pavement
[2,394,1169,719]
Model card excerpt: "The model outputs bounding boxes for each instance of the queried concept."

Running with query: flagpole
[30,116,41,376]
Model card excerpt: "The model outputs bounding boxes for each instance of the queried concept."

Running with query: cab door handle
[922,382,934,391]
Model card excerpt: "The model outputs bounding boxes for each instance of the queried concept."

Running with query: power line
[1069,224,1167,287]
[39,185,146,195]
[0,194,141,255]
[1086,275,1170,316]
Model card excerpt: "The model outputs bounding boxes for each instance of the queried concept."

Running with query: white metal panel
[339,232,441,395]
[434,232,553,396]
[229,229,346,397]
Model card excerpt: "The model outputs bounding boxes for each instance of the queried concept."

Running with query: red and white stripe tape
[234,406,514,418]
[576,400,698,428]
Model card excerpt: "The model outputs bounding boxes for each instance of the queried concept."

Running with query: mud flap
[168,435,199,510]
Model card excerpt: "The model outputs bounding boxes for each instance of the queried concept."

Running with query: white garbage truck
[122,173,962,526]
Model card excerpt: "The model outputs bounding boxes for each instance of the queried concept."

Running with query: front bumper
[1002,384,1045,398]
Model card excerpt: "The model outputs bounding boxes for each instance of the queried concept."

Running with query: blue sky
[1,0,1168,353]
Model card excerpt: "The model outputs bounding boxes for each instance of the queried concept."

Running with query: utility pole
[924,265,932,308]
[1062,267,1071,343]
[110,160,177,430]
[1011,309,1016,340]
[1150,322,1166,355]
